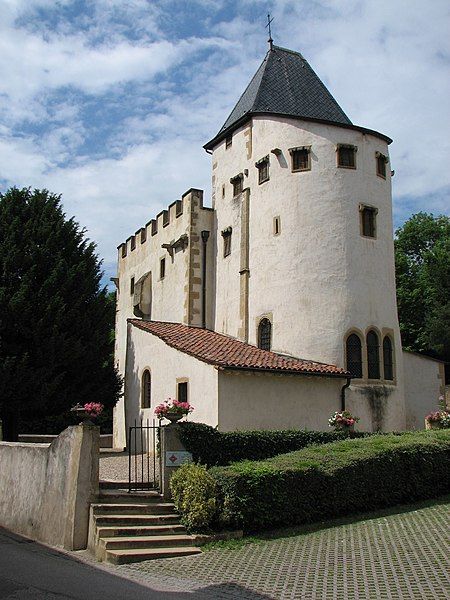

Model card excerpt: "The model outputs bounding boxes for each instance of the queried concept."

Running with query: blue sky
[1,0,449,284]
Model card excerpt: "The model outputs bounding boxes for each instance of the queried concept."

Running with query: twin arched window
[345,331,394,380]
[258,318,272,351]
[141,370,151,408]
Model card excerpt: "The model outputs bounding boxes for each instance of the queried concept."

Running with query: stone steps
[89,485,201,563]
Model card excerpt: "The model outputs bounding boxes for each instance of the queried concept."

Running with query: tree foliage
[395,212,450,377]
[0,188,121,439]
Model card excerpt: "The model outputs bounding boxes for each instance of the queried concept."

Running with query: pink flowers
[154,398,194,420]
[84,402,104,417]
[329,410,360,429]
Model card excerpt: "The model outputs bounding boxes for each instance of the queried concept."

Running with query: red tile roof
[129,319,349,378]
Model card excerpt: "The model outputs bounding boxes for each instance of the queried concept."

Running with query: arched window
[345,333,363,378]
[383,336,394,380]
[141,370,151,408]
[367,331,380,379]
[258,318,272,351]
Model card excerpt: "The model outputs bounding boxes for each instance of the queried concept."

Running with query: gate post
[160,424,191,500]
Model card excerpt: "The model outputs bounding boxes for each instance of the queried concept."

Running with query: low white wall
[0,423,99,550]
[217,371,343,431]
[403,351,444,430]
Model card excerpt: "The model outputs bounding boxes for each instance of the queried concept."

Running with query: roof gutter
[219,365,350,379]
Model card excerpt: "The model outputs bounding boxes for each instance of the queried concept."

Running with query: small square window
[230,175,243,197]
[160,257,166,279]
[337,145,356,168]
[225,134,232,148]
[222,227,232,257]
[177,381,188,403]
[360,205,377,238]
[376,152,388,178]
[255,156,269,184]
[289,147,311,172]
[130,277,135,295]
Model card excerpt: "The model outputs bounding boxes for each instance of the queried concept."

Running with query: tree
[395,212,450,380]
[0,188,121,440]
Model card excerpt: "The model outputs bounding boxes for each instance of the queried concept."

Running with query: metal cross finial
[266,13,274,50]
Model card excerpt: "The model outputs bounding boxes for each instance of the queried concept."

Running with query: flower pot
[425,420,441,430]
[70,404,92,424]
[165,413,183,423]
[335,424,354,432]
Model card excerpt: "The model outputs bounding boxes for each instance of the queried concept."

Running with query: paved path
[122,498,450,600]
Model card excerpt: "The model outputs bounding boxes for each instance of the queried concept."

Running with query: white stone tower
[204,45,405,430]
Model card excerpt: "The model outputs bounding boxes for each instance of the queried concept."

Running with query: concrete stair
[89,482,201,564]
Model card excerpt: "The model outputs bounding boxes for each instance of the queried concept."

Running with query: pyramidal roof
[204,45,391,150]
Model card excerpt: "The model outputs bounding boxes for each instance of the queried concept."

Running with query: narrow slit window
[222,227,232,257]
[160,257,166,279]
[367,330,380,379]
[258,318,272,351]
[225,134,232,148]
[383,336,394,380]
[273,216,281,236]
[177,381,188,403]
[337,145,356,168]
[346,333,363,378]
[142,370,151,408]
[130,276,135,295]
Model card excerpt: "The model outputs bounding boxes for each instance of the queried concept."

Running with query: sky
[1,0,449,285]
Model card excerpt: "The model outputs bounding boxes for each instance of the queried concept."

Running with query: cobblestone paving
[120,499,450,600]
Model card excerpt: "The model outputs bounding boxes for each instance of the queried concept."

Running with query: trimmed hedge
[178,421,369,466]
[175,430,450,532]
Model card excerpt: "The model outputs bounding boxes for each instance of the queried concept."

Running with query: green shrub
[170,463,218,532]
[177,421,370,466]
[202,430,450,531]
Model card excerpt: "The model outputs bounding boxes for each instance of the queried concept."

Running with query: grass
[201,493,450,552]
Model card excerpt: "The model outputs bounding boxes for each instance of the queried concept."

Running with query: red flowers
[154,398,194,420]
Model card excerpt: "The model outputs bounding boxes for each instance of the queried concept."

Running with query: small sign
[165,451,193,467]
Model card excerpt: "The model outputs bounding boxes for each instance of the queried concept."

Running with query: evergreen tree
[0,188,121,440]
[395,212,450,380]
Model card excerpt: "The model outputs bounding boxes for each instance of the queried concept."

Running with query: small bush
[177,421,369,466]
[170,463,218,532]
[174,430,450,532]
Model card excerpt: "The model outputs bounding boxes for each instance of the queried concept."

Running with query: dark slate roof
[129,319,349,378]
[204,45,392,149]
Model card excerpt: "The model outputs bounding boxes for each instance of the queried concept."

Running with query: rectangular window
[360,205,377,238]
[376,152,387,178]
[225,134,232,148]
[289,147,311,171]
[130,277,135,295]
[255,156,269,184]
[337,145,357,168]
[231,175,243,197]
[222,227,232,257]
[177,381,188,403]
[160,257,166,279]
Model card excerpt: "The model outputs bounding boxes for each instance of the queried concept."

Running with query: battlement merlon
[117,188,213,259]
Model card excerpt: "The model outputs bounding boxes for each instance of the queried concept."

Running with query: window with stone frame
[160,257,166,279]
[255,155,269,184]
[360,205,377,238]
[367,330,380,379]
[177,381,188,403]
[130,276,135,295]
[383,335,394,380]
[258,318,272,351]
[376,152,388,178]
[337,144,357,168]
[345,333,363,378]
[222,227,232,258]
[230,174,243,197]
[289,146,311,172]
[141,370,151,408]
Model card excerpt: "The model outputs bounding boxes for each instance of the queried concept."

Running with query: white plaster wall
[217,370,343,432]
[118,324,219,444]
[403,351,444,430]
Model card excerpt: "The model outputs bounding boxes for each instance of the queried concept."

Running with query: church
[113,43,445,449]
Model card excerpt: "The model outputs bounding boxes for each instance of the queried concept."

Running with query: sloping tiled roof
[129,319,349,378]
[204,45,392,150]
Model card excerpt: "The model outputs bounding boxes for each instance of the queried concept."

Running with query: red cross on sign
[169,454,177,463]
